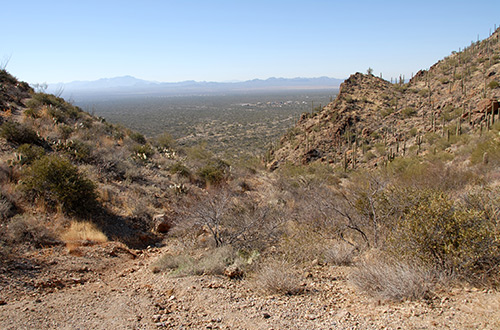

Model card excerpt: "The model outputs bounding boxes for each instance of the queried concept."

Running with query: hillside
[269,28,500,170]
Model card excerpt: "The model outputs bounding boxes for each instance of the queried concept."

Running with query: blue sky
[2,0,500,84]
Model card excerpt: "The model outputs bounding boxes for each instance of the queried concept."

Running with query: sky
[2,0,500,84]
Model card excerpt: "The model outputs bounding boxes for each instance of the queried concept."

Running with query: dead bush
[178,188,284,250]
[323,241,357,266]
[279,222,331,264]
[0,191,15,220]
[254,258,303,295]
[6,214,59,248]
[349,257,433,301]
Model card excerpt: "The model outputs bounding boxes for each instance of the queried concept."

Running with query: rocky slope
[269,28,500,169]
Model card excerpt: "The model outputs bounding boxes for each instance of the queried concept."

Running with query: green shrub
[380,108,394,118]
[132,144,155,160]
[401,107,417,118]
[22,155,98,215]
[197,159,229,186]
[155,132,176,149]
[389,190,500,283]
[17,144,45,165]
[470,138,500,166]
[0,121,41,145]
[169,162,191,178]
[26,93,81,123]
[129,131,146,145]
[65,140,93,163]
[488,80,499,89]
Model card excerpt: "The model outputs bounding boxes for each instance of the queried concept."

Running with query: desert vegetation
[1,27,500,330]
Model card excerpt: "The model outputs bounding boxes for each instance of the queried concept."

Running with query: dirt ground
[1,242,499,330]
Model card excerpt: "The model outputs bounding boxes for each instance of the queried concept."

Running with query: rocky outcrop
[269,28,500,169]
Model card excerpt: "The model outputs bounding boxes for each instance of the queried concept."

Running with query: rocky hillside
[0,69,237,252]
[269,28,500,169]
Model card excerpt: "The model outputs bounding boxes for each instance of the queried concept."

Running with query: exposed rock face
[269,28,500,169]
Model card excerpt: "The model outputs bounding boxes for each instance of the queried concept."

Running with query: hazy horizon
[2,1,500,85]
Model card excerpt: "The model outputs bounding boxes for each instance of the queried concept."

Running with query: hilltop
[269,28,500,170]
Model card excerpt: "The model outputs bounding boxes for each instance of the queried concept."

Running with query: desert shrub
[401,107,417,118]
[0,69,18,84]
[131,144,155,161]
[179,189,284,250]
[323,241,357,266]
[418,88,429,97]
[58,124,74,140]
[350,257,433,301]
[129,131,146,145]
[151,253,194,274]
[6,214,59,247]
[26,93,81,123]
[388,190,500,283]
[0,193,14,220]
[276,162,339,186]
[64,140,93,163]
[0,121,41,145]
[255,259,302,295]
[22,155,98,215]
[470,137,500,166]
[279,223,333,264]
[488,80,499,89]
[152,245,237,276]
[197,159,229,186]
[17,144,45,165]
[24,107,40,118]
[169,162,191,178]
[155,132,176,149]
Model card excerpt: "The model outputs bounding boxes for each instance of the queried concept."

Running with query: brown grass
[254,259,303,295]
[349,256,433,301]
[61,221,108,251]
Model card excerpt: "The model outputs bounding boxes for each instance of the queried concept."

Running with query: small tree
[367,67,374,75]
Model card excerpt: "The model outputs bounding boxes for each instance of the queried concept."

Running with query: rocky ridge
[269,28,500,169]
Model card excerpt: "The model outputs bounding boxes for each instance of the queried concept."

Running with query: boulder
[224,264,243,279]
[153,214,172,233]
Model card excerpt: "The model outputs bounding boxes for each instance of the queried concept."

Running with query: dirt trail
[1,243,500,329]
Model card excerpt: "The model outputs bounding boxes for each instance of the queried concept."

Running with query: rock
[224,265,243,279]
[476,98,499,114]
[303,149,322,164]
[153,214,172,233]
[263,312,271,319]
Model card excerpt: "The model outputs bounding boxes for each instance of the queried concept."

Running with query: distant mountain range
[48,76,344,100]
